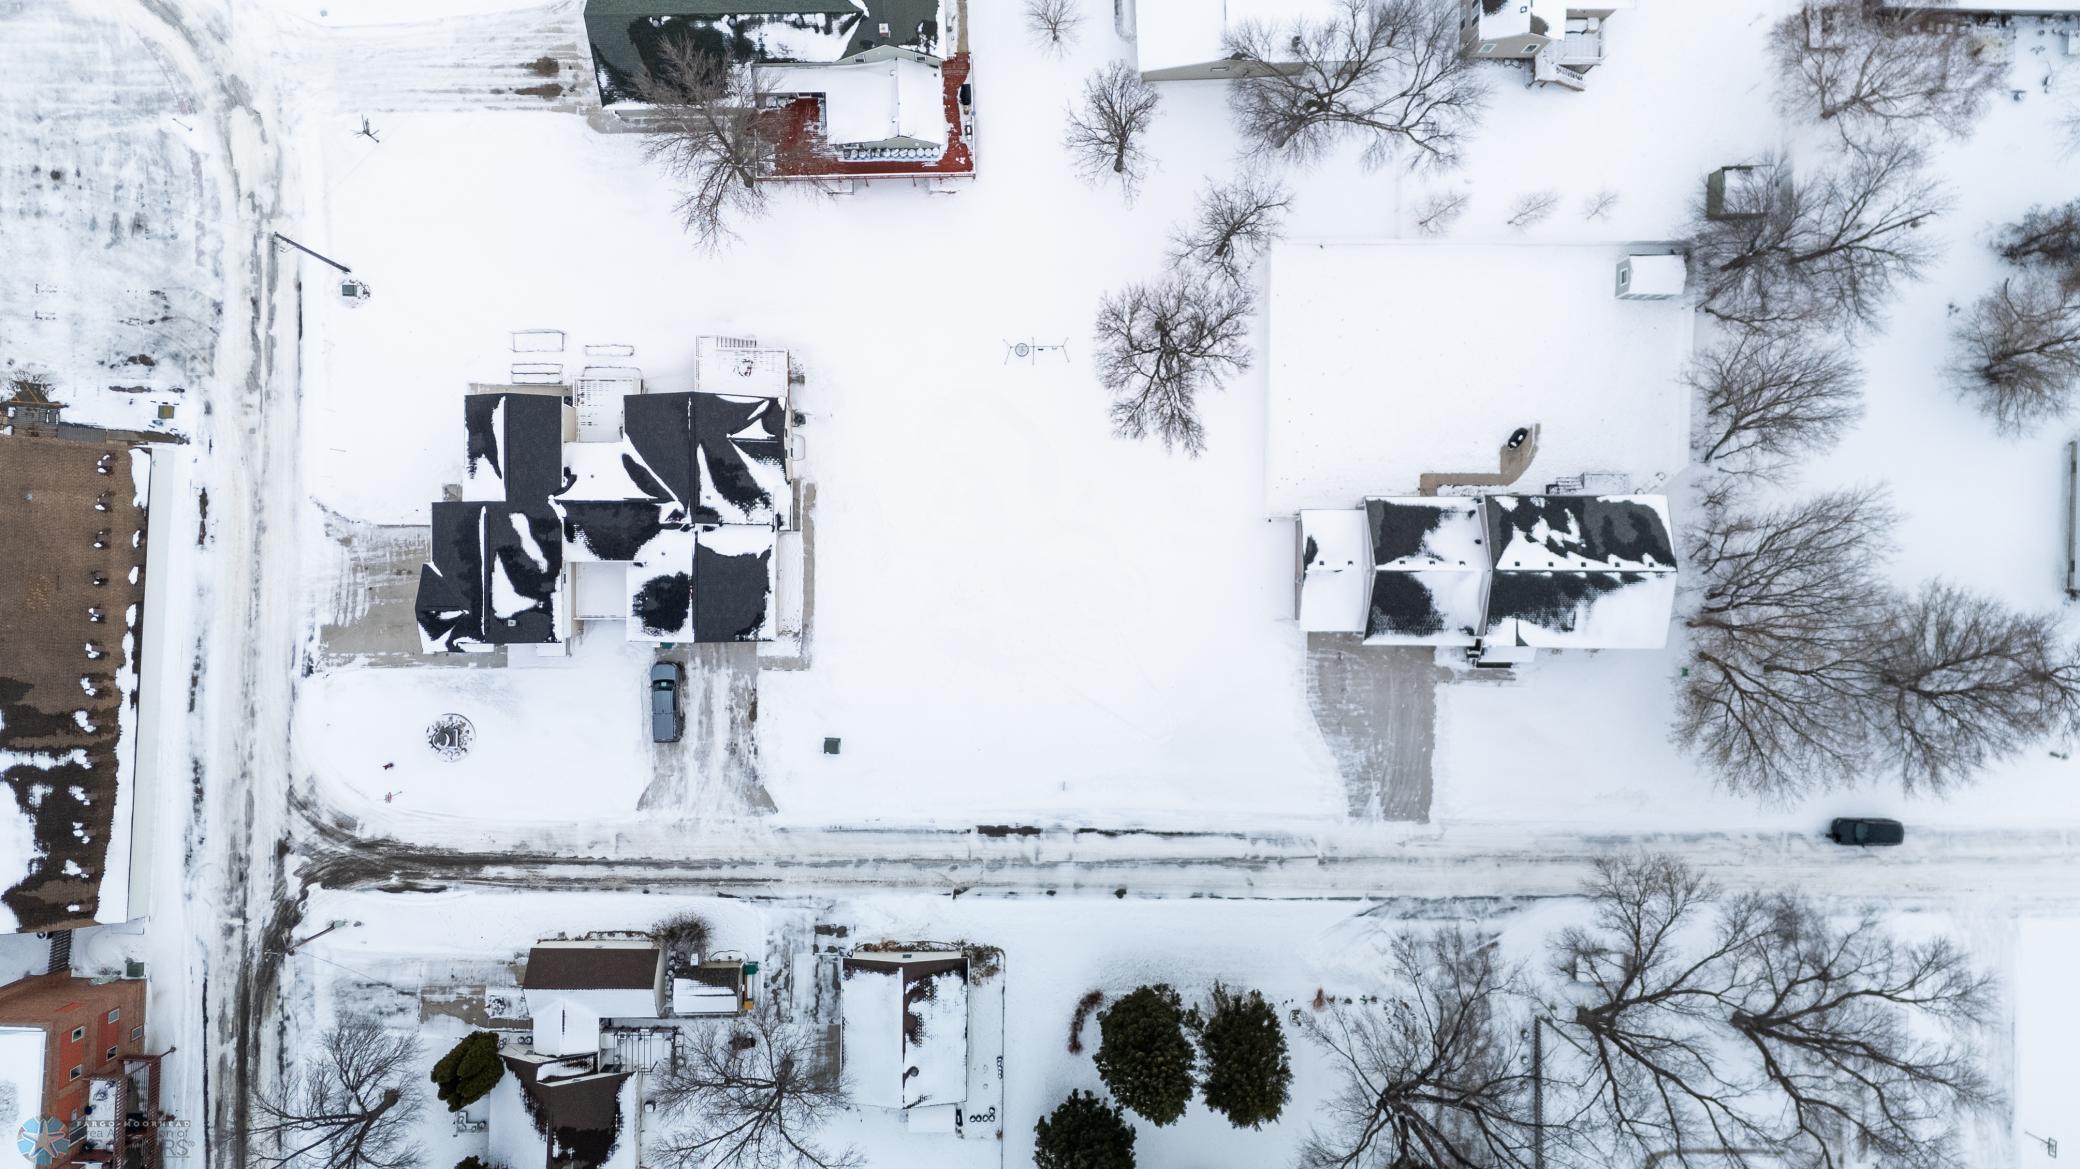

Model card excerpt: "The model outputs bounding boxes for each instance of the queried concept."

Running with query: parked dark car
[650,661,683,744]
[1828,817,1904,846]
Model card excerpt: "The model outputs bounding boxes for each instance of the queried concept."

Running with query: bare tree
[650,1006,859,1169]
[1723,895,1994,1168]
[1545,857,2000,1168]
[1677,489,1897,796]
[1506,190,1559,230]
[1688,140,1949,332]
[634,40,780,251]
[1093,275,1254,456]
[1772,4,2004,141]
[1414,189,1468,236]
[1582,189,1621,221]
[1950,271,2080,435]
[1065,61,1161,201]
[1224,0,1487,171]
[1024,0,1085,55]
[1690,325,1865,476]
[1546,856,1775,1167]
[1869,582,2080,792]
[254,1020,423,1169]
[1994,199,2080,283]
[1299,927,1540,1169]
[1167,174,1293,284]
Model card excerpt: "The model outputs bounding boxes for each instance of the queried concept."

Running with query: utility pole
[1531,1016,1547,1169]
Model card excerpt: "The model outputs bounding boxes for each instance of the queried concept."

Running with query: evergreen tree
[1092,984,1196,1126]
[429,1031,504,1112]
[1034,1090,1136,1169]
[1198,984,1291,1128]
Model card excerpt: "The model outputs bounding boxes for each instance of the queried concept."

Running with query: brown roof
[522,944,661,991]
[0,432,150,931]
[503,1056,630,1169]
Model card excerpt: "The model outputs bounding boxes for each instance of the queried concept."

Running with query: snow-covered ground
[13,0,2080,1165]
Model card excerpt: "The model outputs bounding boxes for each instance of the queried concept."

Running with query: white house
[1129,0,1330,80]
[1130,0,1634,85]
[520,939,667,1059]
[1296,494,1678,658]
[414,338,794,655]
[1461,0,1635,89]
[841,951,969,1113]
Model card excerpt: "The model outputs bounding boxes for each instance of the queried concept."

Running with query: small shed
[1616,254,1686,300]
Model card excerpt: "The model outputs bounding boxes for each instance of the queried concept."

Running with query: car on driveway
[1828,817,1903,846]
[650,661,683,743]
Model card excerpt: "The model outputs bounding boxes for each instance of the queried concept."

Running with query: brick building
[0,970,154,1165]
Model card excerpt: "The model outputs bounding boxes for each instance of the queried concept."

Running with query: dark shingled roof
[504,1057,631,1169]
[523,944,662,991]
[1484,496,1675,571]
[417,387,786,651]
[583,0,942,105]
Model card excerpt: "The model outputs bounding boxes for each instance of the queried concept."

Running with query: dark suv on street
[1828,817,1904,846]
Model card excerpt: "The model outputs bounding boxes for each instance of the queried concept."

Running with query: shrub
[1034,1090,1136,1169]
[429,1031,504,1112]
[1199,984,1292,1128]
[1093,984,1195,1126]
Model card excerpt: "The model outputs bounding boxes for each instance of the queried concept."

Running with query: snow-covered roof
[1477,0,1634,40]
[1621,254,1687,298]
[0,1026,44,1137]
[842,953,968,1110]
[1298,510,1369,634]
[1266,242,1691,512]
[1362,498,1487,647]
[1481,495,1677,649]
[1133,0,1335,75]
[584,0,946,105]
[417,381,789,652]
[490,1052,636,1169]
[1296,496,1675,650]
[533,998,603,1058]
[696,339,791,397]
[760,57,947,149]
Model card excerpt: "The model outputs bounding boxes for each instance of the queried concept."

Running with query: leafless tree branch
[1300,927,1541,1169]
[650,1006,860,1169]
[253,1020,423,1169]
[1224,0,1487,172]
[1773,4,2004,142]
[1167,173,1293,284]
[1688,140,1949,333]
[1065,61,1161,201]
[1690,324,1865,477]
[1949,271,2080,436]
[633,40,780,252]
[1093,275,1254,456]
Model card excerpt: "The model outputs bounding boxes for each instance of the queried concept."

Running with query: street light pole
[270,232,352,275]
